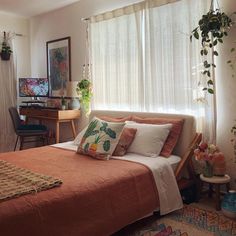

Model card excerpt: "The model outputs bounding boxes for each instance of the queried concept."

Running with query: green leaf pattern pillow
[77,118,125,160]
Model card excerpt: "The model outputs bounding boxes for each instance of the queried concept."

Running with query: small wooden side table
[200,174,231,211]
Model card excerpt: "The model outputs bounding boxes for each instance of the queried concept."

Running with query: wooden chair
[9,107,49,151]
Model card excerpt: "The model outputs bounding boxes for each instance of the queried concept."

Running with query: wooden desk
[20,107,81,143]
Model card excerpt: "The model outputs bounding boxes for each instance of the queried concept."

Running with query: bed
[0,110,201,236]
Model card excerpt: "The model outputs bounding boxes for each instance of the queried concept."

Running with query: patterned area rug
[130,205,236,236]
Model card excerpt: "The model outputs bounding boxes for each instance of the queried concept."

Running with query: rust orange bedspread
[0,146,159,236]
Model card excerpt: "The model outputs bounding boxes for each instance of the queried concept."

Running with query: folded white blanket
[112,153,183,215]
[52,141,183,215]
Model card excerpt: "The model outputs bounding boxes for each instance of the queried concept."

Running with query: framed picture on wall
[46,36,71,97]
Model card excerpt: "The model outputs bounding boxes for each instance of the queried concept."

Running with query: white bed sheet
[51,141,181,170]
[51,141,183,215]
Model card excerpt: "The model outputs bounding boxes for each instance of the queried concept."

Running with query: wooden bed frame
[0,110,202,236]
[89,110,202,192]
[175,133,202,190]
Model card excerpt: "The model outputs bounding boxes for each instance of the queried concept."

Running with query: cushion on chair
[18,125,47,131]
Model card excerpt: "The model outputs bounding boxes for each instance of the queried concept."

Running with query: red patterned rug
[127,205,236,236]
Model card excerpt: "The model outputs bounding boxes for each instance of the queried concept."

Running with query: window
[89,0,214,140]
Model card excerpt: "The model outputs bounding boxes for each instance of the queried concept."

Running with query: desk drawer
[40,110,58,118]
[20,108,80,120]
[58,110,80,120]
[20,108,58,118]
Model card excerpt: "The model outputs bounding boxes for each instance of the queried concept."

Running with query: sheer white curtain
[90,6,144,111]
[0,33,17,152]
[143,0,214,142]
[89,0,215,142]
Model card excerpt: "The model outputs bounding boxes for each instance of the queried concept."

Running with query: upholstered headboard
[89,110,196,157]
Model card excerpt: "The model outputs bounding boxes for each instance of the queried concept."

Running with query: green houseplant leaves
[190,9,235,94]
[0,32,13,61]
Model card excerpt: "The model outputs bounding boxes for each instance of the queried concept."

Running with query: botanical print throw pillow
[77,117,125,160]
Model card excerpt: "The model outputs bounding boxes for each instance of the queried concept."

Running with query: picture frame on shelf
[46,36,71,97]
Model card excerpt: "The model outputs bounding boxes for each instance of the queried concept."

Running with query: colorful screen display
[19,78,49,97]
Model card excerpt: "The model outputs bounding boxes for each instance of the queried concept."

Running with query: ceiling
[0,0,81,18]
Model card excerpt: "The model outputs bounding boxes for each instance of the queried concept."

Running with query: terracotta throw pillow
[132,116,184,157]
[113,128,137,156]
[77,117,125,160]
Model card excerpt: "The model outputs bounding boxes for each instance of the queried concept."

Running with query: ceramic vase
[222,190,236,219]
[203,161,213,177]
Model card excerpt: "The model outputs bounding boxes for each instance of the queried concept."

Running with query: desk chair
[9,107,49,151]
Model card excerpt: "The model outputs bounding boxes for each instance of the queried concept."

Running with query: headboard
[89,110,196,157]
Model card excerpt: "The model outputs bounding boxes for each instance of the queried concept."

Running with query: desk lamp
[67,81,80,110]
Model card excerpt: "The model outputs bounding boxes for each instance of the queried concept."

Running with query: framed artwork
[46,37,71,97]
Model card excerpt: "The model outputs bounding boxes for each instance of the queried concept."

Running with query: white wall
[0,12,31,78]
[216,0,236,187]
[30,0,142,79]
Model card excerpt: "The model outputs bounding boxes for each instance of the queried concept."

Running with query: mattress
[52,141,181,171]
[52,141,183,215]
[0,141,182,236]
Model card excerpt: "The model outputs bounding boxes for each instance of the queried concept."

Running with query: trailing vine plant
[76,78,92,115]
[231,122,236,163]
[190,8,235,94]
[76,64,93,116]
[227,43,236,77]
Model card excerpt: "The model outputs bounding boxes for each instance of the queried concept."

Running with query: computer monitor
[19,78,49,98]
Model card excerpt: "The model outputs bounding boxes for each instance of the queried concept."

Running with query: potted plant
[190,8,235,93]
[76,79,92,115]
[0,32,12,61]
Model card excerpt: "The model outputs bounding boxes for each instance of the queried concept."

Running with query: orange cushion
[113,128,137,156]
[131,116,184,157]
[98,116,132,122]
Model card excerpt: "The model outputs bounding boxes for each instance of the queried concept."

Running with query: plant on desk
[61,96,67,110]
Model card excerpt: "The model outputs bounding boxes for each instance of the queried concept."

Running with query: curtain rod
[81,17,89,22]
[81,0,181,23]
[0,31,24,37]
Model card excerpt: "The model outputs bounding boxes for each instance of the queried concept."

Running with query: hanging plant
[76,78,93,115]
[231,122,236,163]
[190,8,235,94]
[0,32,13,61]
[227,43,236,77]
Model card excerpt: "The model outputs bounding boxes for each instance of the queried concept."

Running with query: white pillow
[125,121,172,157]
